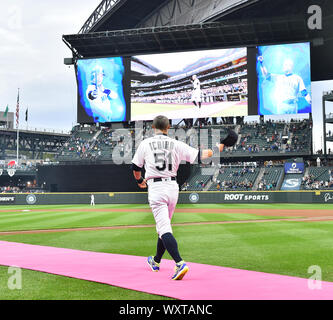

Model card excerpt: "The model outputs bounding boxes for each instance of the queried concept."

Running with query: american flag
[16,88,19,128]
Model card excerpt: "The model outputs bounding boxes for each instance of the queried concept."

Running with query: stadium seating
[185,167,213,191]
[54,119,312,163]
[226,120,311,156]
[208,166,258,191]
[56,126,98,161]
[258,167,284,191]
[302,167,333,190]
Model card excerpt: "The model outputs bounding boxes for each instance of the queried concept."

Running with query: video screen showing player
[131,48,248,121]
[257,42,312,115]
[77,57,128,123]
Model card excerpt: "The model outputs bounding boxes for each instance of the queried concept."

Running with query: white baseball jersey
[86,85,118,122]
[132,134,198,181]
[132,133,198,237]
[270,73,306,101]
[193,78,201,91]
[267,73,308,114]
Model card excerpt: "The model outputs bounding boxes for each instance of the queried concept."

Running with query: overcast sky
[0,0,101,132]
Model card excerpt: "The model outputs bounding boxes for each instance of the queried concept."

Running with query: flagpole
[16,124,19,165]
[16,89,20,167]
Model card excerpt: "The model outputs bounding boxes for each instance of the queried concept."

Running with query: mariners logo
[7,169,16,177]
[26,194,37,205]
[324,193,333,203]
[189,193,199,203]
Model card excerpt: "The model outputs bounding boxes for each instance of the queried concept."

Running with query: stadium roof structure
[63,15,329,59]
[63,0,333,80]
[78,0,260,34]
[78,0,168,34]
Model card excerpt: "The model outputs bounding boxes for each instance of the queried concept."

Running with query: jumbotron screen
[75,42,312,124]
[256,42,312,115]
[131,48,248,121]
[76,57,131,123]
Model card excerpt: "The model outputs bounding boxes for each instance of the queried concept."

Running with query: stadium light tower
[323,91,333,155]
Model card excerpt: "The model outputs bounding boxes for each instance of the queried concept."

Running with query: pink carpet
[0,240,332,300]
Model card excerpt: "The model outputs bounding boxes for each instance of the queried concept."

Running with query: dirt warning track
[0,207,333,217]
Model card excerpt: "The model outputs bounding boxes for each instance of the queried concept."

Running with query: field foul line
[0,216,332,236]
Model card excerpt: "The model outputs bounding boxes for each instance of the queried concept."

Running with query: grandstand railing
[0,127,71,135]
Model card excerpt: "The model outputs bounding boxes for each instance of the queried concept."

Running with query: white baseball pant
[191,89,202,103]
[148,180,179,238]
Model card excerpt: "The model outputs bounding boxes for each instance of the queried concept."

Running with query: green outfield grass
[0,203,332,300]
[0,266,173,300]
[211,104,247,117]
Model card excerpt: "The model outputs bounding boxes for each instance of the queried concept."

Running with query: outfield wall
[1,190,333,206]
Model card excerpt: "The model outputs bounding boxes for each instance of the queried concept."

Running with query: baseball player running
[191,75,202,109]
[131,115,237,280]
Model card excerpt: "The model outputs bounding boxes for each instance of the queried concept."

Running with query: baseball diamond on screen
[131,48,248,121]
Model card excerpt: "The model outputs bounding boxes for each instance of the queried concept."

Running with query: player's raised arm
[201,129,238,160]
[201,144,224,160]
[298,77,312,105]
[257,56,269,79]
[179,129,238,162]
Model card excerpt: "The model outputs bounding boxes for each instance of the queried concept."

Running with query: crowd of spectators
[55,117,312,164]
[258,179,277,191]
[225,119,311,155]
[302,170,333,190]
[181,182,190,191]
[0,186,46,193]
[212,167,256,191]
[132,62,247,105]
[194,180,206,190]
[57,126,103,161]
[284,120,311,153]
[215,179,253,191]
[0,186,21,193]
[132,80,247,105]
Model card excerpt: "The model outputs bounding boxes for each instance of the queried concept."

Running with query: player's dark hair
[153,115,170,131]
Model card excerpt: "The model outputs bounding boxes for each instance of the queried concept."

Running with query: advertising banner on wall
[0,196,15,204]
[284,162,305,174]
